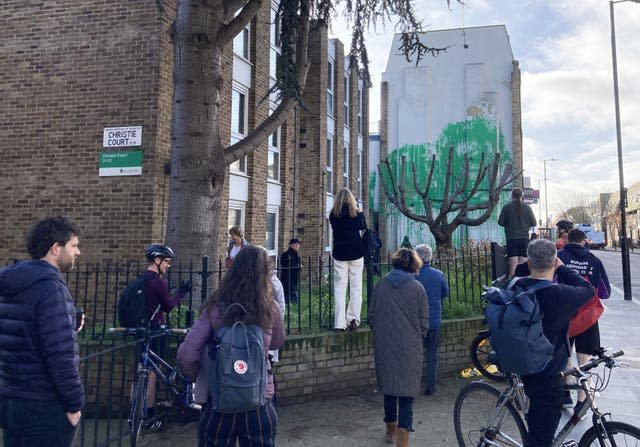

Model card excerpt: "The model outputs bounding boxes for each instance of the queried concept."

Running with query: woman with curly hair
[177,245,285,446]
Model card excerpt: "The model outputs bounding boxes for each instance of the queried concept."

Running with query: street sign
[99,151,143,176]
[103,126,142,147]
[523,187,539,204]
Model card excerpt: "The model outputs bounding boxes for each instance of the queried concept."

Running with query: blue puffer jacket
[0,260,85,412]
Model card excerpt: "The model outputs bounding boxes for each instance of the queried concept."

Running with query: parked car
[576,224,606,250]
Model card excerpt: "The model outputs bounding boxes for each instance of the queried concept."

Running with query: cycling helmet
[555,219,574,231]
[145,244,174,261]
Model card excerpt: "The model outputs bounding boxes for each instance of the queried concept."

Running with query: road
[590,248,640,304]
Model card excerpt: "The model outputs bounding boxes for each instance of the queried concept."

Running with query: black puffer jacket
[0,260,84,412]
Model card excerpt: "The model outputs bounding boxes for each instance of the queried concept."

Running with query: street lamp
[543,158,558,228]
[610,0,637,300]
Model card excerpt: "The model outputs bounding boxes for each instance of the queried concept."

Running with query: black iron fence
[4,243,500,445]
[63,243,496,340]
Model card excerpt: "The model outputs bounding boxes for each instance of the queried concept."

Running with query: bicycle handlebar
[560,349,624,378]
[108,327,188,337]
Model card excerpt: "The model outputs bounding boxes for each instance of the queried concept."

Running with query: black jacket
[329,207,367,261]
[0,260,85,412]
[279,248,301,289]
[558,243,611,298]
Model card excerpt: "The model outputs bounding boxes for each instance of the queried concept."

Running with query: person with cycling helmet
[555,219,573,250]
[140,244,191,429]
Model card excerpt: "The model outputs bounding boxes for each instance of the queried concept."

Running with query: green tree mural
[378,117,519,254]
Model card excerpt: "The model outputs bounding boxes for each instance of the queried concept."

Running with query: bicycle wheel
[470,331,506,382]
[454,381,527,447]
[578,421,640,447]
[130,372,148,447]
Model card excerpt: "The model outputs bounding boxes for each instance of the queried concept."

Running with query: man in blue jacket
[0,216,84,446]
[414,244,449,396]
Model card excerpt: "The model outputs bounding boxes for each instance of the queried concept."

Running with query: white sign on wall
[103,126,142,148]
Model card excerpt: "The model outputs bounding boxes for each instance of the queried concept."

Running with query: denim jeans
[521,374,565,447]
[383,395,414,430]
[0,397,78,447]
[424,327,441,392]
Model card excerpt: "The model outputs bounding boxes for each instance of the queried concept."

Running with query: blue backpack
[484,278,554,376]
[207,304,267,413]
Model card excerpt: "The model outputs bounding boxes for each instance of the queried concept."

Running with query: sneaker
[573,401,587,421]
[562,392,573,409]
[348,319,359,332]
[145,419,164,433]
[424,388,436,396]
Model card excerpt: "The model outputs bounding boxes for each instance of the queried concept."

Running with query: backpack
[207,304,267,413]
[117,274,149,328]
[484,278,554,376]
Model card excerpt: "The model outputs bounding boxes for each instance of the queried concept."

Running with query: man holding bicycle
[516,239,593,447]
[138,245,191,428]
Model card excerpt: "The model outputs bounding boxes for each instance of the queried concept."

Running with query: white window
[228,201,245,230]
[343,144,349,187]
[357,80,364,135]
[266,209,278,253]
[357,149,363,201]
[268,124,280,181]
[231,88,247,136]
[343,75,350,124]
[325,217,332,252]
[327,59,334,117]
[326,136,334,194]
[230,85,248,172]
[233,25,250,60]
[269,7,281,81]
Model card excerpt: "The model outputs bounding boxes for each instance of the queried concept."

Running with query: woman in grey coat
[369,248,428,446]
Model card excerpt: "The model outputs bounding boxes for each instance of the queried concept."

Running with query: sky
[329,0,640,222]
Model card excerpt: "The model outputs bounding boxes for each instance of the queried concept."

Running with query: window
[268,125,280,181]
[266,210,278,252]
[356,149,363,201]
[326,137,334,194]
[231,88,247,136]
[325,217,332,252]
[233,25,250,60]
[357,86,363,135]
[343,144,349,187]
[228,202,245,230]
[230,136,246,172]
[326,60,334,117]
[343,75,349,124]
[270,7,281,81]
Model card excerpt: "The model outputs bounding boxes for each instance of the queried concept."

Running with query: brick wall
[79,316,484,413]
[0,0,176,262]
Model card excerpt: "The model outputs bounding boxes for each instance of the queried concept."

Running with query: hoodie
[0,260,84,412]
[558,243,611,298]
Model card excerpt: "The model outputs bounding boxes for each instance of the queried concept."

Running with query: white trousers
[333,257,364,329]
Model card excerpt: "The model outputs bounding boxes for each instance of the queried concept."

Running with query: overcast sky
[330,0,640,220]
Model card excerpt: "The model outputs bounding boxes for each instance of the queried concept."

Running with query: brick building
[0,1,368,264]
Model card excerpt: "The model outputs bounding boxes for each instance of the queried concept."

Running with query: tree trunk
[166,1,227,264]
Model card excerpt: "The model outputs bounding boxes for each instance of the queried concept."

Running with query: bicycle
[109,326,201,447]
[469,275,508,382]
[453,348,640,447]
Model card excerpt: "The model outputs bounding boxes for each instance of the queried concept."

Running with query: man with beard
[0,216,84,447]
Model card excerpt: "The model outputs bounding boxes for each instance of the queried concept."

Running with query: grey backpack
[207,304,267,412]
[484,278,554,376]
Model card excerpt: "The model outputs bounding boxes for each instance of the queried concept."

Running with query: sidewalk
[141,291,640,446]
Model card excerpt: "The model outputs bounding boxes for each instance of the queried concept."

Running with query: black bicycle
[469,275,508,382]
[109,326,201,447]
[454,348,640,446]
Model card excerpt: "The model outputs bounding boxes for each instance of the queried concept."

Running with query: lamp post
[610,0,637,300]
[543,158,558,228]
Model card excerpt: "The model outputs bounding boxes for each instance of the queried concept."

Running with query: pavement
[140,288,640,446]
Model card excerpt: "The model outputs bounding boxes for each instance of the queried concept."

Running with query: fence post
[201,256,208,305]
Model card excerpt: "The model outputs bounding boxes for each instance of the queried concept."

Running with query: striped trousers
[198,400,278,447]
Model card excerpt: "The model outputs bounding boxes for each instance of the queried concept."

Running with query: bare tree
[378,146,518,255]
[165,0,461,264]
[554,192,598,225]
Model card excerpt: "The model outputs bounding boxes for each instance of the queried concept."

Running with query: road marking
[610,284,640,305]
